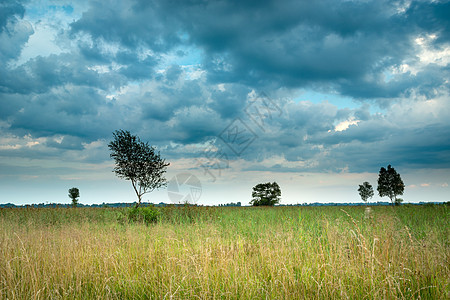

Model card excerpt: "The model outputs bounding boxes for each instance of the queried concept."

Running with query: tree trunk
[131,180,141,208]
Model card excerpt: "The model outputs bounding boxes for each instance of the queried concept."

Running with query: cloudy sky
[1,0,449,206]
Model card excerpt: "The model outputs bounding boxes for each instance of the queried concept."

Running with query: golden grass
[0,205,448,299]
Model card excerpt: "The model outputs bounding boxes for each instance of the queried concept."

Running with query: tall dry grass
[0,205,448,299]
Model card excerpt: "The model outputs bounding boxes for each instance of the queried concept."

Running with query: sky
[0,0,449,206]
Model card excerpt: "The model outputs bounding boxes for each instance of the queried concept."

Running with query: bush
[394,198,404,206]
[126,206,160,225]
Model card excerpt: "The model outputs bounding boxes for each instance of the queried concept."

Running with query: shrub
[394,198,404,206]
[126,206,160,225]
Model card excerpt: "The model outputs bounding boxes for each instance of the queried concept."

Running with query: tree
[108,130,170,207]
[358,181,374,204]
[377,164,405,206]
[250,182,281,206]
[68,187,80,207]
[395,198,404,206]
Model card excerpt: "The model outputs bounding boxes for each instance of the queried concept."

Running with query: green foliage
[126,206,160,225]
[377,164,405,205]
[250,182,281,206]
[357,181,374,203]
[108,130,170,206]
[68,187,80,207]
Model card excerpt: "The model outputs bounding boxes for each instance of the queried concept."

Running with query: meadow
[0,205,448,299]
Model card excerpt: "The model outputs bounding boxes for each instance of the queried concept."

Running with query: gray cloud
[70,0,182,51]
[7,85,120,141]
[406,0,450,45]
[163,0,446,99]
[0,0,449,181]
[0,0,25,33]
[0,19,33,62]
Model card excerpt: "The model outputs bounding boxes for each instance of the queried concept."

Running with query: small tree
[250,182,281,206]
[358,181,374,204]
[68,187,80,207]
[108,130,170,207]
[377,164,405,206]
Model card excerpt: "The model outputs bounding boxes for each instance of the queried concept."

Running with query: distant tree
[250,182,281,206]
[377,165,405,206]
[68,187,80,207]
[358,181,374,204]
[395,198,404,206]
[108,130,170,207]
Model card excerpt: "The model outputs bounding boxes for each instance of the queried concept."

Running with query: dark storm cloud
[208,84,252,119]
[199,94,450,173]
[7,86,121,141]
[117,54,157,80]
[3,0,448,97]
[4,0,449,93]
[4,41,162,94]
[0,0,449,174]
[174,0,446,99]
[45,135,85,150]
[406,0,450,45]
[0,0,25,32]
[71,0,446,100]
[169,106,224,144]
[144,0,418,95]
[324,123,450,172]
[340,64,450,99]
[140,77,206,122]
[0,8,33,62]
[70,0,182,51]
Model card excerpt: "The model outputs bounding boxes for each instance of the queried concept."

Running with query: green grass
[0,205,448,299]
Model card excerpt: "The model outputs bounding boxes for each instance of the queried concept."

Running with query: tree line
[249,164,405,207]
[68,130,407,208]
[358,165,405,206]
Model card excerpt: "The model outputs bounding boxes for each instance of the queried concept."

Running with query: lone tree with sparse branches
[108,130,170,207]
[377,164,405,206]
[250,182,281,206]
[358,181,374,204]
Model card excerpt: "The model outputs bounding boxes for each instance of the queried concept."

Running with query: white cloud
[415,34,450,66]
[0,134,45,150]
[391,34,450,77]
[332,118,360,132]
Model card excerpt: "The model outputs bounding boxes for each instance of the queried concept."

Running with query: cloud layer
[0,0,449,204]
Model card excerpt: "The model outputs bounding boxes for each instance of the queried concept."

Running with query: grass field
[0,205,448,299]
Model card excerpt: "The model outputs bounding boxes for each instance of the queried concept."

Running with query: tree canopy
[358,181,374,203]
[377,165,405,205]
[68,187,79,207]
[108,130,170,207]
[250,182,281,206]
